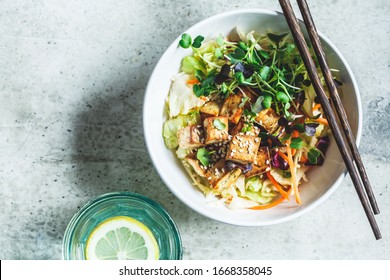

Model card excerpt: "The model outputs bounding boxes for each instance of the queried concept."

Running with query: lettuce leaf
[162,113,199,149]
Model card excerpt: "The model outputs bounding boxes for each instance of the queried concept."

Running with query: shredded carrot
[186,79,199,85]
[316,117,329,126]
[292,130,300,138]
[291,149,296,156]
[250,188,292,210]
[286,139,302,204]
[266,171,290,201]
[300,154,308,164]
[278,150,289,163]
[312,103,321,112]
[291,130,300,156]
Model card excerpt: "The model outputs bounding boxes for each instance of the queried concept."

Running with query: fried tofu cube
[200,101,220,117]
[255,108,280,133]
[226,135,261,164]
[203,117,229,145]
[245,147,271,178]
[220,93,244,124]
[177,125,205,149]
[229,119,260,137]
[214,168,242,191]
[228,119,244,136]
[200,101,220,123]
[205,159,242,191]
[185,153,208,178]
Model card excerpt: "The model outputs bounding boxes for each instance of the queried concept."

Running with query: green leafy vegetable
[179,33,192,48]
[276,91,289,103]
[213,119,226,130]
[261,95,272,109]
[308,147,321,164]
[197,148,212,166]
[267,32,289,47]
[290,137,303,149]
[181,56,206,74]
[251,96,264,113]
[192,35,204,48]
[259,66,270,80]
[239,96,249,108]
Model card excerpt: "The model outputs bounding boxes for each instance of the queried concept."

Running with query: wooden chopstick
[296,0,380,215]
[278,0,382,240]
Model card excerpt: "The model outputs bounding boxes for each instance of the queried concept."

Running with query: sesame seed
[266,160,270,164]
[266,167,271,171]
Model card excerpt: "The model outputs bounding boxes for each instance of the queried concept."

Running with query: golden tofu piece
[228,119,244,136]
[200,101,220,117]
[255,108,280,133]
[220,93,244,124]
[204,158,226,185]
[185,153,208,178]
[200,101,221,123]
[214,168,242,191]
[229,119,260,137]
[177,125,205,149]
[203,116,229,145]
[226,135,260,164]
[245,147,271,178]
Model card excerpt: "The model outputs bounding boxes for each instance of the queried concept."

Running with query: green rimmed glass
[62,192,182,260]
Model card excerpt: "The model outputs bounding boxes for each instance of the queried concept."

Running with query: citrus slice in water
[85,216,159,260]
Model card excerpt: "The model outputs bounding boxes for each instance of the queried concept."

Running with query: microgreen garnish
[307,147,321,164]
[192,35,204,48]
[267,32,289,48]
[251,96,264,113]
[179,33,192,48]
[196,148,212,166]
[178,31,324,121]
[261,95,272,109]
[213,119,226,130]
[290,137,303,149]
[293,124,305,133]
[179,33,204,49]
[239,96,249,108]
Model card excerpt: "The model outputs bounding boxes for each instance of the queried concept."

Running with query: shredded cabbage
[162,113,199,149]
[181,56,206,74]
[168,72,206,118]
[243,177,277,204]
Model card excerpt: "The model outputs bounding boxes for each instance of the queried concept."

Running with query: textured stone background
[0,0,389,259]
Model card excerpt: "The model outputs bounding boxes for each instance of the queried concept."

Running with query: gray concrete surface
[0,0,389,259]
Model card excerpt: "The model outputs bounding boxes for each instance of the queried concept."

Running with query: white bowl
[143,9,362,226]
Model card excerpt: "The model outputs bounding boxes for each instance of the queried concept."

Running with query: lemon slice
[85,216,159,260]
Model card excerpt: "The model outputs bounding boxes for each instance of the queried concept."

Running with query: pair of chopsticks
[278,0,381,240]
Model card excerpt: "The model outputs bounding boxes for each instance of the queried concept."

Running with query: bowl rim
[143,8,362,226]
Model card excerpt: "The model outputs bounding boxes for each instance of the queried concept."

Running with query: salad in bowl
[163,29,333,210]
[144,9,361,225]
